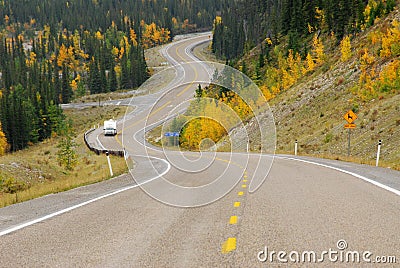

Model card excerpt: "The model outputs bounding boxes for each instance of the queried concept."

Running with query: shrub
[0,177,27,194]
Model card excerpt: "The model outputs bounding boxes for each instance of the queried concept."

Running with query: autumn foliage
[0,122,8,156]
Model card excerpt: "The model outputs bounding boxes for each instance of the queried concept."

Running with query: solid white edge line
[0,34,209,237]
[276,156,400,197]
[0,156,171,237]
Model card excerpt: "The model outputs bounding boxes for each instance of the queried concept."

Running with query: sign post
[106,151,113,177]
[343,110,358,157]
[164,132,180,147]
[376,140,382,167]
[347,128,351,156]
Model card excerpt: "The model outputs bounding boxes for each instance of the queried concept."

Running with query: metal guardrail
[84,128,124,157]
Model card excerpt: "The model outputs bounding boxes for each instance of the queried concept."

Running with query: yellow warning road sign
[344,110,358,124]
[344,123,356,129]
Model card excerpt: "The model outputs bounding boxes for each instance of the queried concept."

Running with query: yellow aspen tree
[95,31,104,40]
[0,121,8,156]
[306,52,315,72]
[26,51,37,67]
[111,46,119,59]
[360,48,375,69]
[67,45,79,71]
[172,17,179,29]
[70,79,78,91]
[57,44,68,67]
[380,30,393,58]
[381,20,400,58]
[160,28,171,43]
[271,85,280,94]
[142,23,154,48]
[312,35,325,65]
[121,36,131,54]
[281,68,295,90]
[362,3,372,30]
[284,49,301,84]
[118,47,125,60]
[72,31,88,61]
[114,65,122,78]
[369,31,381,45]
[260,85,273,101]
[152,27,161,45]
[340,35,352,62]
[130,28,138,47]
[359,48,376,97]
[377,59,400,90]
[390,21,400,56]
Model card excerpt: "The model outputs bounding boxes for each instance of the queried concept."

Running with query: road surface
[0,33,399,267]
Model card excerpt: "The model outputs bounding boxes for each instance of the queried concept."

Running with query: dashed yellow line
[222,169,250,254]
[229,216,238,225]
[149,101,172,117]
[222,237,236,253]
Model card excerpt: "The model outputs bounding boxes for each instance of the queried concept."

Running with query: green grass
[0,105,128,208]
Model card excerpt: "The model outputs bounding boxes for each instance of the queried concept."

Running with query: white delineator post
[106,151,114,177]
[294,140,298,156]
[376,140,382,167]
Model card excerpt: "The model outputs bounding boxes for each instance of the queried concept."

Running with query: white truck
[103,119,117,136]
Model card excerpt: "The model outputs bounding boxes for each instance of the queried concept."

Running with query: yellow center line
[234,202,241,208]
[242,184,247,188]
[238,191,244,196]
[229,216,238,225]
[222,238,236,254]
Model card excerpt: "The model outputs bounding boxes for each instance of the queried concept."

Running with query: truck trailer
[104,119,117,136]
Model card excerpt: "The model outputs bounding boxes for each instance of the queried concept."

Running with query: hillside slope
[218,8,400,170]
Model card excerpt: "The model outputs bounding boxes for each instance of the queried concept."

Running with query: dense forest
[0,0,223,36]
[0,0,224,152]
[212,0,396,59]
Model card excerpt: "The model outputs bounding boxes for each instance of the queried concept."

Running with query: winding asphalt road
[0,33,399,267]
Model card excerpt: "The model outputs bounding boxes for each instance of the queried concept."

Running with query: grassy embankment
[187,22,400,170]
[0,105,128,208]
